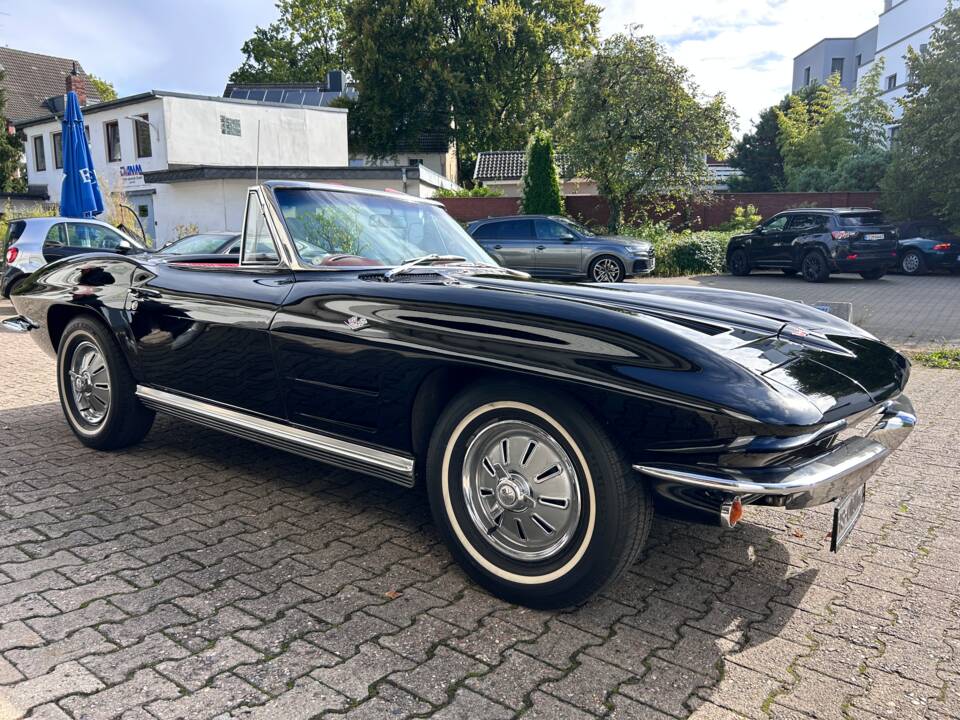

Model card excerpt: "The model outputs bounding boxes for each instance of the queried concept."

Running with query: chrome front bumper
[0,315,38,333]
[634,395,916,510]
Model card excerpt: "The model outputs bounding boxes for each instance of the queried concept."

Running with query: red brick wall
[440,192,883,229]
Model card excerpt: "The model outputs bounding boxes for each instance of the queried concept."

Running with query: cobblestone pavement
[0,304,958,720]
[634,273,960,348]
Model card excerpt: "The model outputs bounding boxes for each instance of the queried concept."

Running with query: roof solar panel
[247,90,266,101]
[283,90,304,105]
[302,90,322,106]
[230,89,248,99]
[264,89,283,102]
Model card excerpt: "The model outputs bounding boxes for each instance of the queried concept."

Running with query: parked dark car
[727,208,899,283]
[158,232,241,256]
[466,215,654,283]
[3,182,916,608]
[895,219,960,275]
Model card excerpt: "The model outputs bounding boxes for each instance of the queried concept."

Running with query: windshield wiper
[384,254,467,280]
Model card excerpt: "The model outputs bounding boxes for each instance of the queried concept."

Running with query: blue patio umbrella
[59,90,104,218]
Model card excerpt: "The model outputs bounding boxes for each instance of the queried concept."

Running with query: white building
[792,0,948,137]
[17,89,457,245]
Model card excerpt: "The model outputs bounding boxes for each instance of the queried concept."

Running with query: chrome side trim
[136,386,415,487]
[634,394,916,510]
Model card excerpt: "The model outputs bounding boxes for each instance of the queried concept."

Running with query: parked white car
[1,217,147,298]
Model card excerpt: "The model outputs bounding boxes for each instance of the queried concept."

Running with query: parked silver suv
[2,217,147,298]
[466,215,654,283]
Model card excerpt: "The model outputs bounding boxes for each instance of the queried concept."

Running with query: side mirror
[754,225,764,234]
[116,239,133,254]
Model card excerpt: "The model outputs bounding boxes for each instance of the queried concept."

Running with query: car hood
[457,274,908,426]
[597,235,651,248]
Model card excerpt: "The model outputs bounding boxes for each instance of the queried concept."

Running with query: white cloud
[597,0,880,134]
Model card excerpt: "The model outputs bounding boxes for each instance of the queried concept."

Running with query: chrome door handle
[493,244,503,250]
[536,245,546,250]
[129,287,161,299]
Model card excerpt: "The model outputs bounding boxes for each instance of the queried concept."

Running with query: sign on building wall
[120,163,145,187]
[220,116,241,137]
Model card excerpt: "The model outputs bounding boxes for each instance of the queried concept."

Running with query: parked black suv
[726,208,898,283]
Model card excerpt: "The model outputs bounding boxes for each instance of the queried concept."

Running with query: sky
[0,0,882,135]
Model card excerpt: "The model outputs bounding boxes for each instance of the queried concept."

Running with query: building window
[855,54,862,67]
[33,136,46,172]
[919,43,929,55]
[104,120,121,162]
[885,73,898,91]
[220,115,241,136]
[84,125,90,143]
[803,67,811,86]
[134,114,152,158]
[52,132,63,169]
[831,57,844,81]
[408,158,423,167]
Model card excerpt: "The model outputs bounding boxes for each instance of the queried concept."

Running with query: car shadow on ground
[0,406,816,717]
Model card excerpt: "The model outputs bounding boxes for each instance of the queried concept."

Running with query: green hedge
[618,222,733,277]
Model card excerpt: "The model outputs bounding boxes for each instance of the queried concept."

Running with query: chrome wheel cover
[902,253,920,274]
[592,258,622,283]
[461,420,582,562]
[69,340,110,425]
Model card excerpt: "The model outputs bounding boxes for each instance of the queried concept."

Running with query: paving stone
[0,550,83,581]
[311,641,414,701]
[164,606,263,652]
[98,603,194,647]
[61,668,181,720]
[466,648,562,708]
[449,616,536,665]
[235,639,339,695]
[389,645,486,705]
[42,575,135,612]
[333,682,432,719]
[0,621,44,652]
[2,661,104,718]
[110,577,197,615]
[81,633,192,685]
[235,609,327,654]
[230,676,349,719]
[541,654,633,715]
[378,614,465,663]
[7,627,116,679]
[429,687,513,719]
[147,672,267,720]
[309,610,397,659]
[27,599,127,642]
[521,691,598,719]
[156,636,262,691]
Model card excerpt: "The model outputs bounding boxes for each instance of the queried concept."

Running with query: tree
[561,31,733,231]
[727,106,784,192]
[521,130,564,215]
[882,3,960,225]
[340,0,599,177]
[0,73,25,193]
[87,74,117,102]
[727,86,818,192]
[230,0,348,83]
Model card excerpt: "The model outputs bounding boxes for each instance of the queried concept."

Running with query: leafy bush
[716,204,761,233]
[433,185,504,198]
[619,221,732,276]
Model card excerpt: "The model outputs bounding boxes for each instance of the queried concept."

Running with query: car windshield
[838,212,887,227]
[160,234,234,255]
[274,188,495,267]
[557,217,595,237]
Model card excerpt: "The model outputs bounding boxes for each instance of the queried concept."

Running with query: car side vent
[360,272,445,283]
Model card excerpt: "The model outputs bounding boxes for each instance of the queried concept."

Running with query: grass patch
[912,348,960,369]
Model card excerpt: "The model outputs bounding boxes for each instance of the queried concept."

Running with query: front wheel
[728,249,751,276]
[588,255,625,283]
[57,316,155,450]
[425,383,652,608]
[859,269,886,280]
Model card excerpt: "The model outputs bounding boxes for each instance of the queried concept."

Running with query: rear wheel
[859,269,886,280]
[899,250,927,276]
[425,383,652,608]
[57,317,155,450]
[728,248,751,276]
[801,250,830,283]
[589,255,624,283]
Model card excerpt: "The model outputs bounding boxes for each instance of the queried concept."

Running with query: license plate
[864,233,885,241]
[831,484,866,552]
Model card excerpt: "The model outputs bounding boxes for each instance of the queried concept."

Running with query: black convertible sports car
[2,182,916,607]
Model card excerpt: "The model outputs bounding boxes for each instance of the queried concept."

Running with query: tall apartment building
[792,0,948,137]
